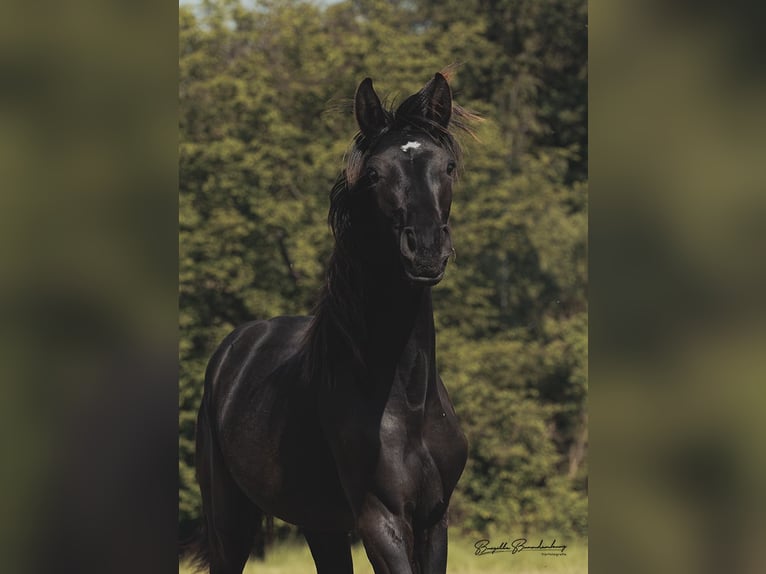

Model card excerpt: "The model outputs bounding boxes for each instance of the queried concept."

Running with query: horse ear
[423,72,452,128]
[355,78,387,137]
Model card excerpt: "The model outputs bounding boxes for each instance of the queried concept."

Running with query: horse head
[344,73,462,286]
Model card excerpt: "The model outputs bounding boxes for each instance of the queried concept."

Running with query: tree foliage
[180,0,587,540]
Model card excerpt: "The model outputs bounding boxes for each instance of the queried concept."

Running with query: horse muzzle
[399,225,452,286]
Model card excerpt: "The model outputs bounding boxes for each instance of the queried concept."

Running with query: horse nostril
[402,227,417,256]
[441,225,450,236]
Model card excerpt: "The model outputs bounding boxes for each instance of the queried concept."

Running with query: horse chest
[374,402,451,522]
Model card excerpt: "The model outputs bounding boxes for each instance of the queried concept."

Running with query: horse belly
[220,392,353,531]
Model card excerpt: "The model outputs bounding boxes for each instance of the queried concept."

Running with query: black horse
[189,72,472,574]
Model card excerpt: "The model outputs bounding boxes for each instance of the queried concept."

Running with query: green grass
[179,535,587,573]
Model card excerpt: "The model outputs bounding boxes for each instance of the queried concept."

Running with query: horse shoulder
[207,316,311,426]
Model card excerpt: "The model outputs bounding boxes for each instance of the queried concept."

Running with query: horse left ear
[355,78,387,137]
[423,73,452,128]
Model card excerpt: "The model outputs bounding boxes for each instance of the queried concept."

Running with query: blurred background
[590,2,766,573]
[1,0,178,573]
[2,0,764,572]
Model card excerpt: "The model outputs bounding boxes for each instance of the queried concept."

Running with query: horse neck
[317,229,438,393]
[360,264,436,381]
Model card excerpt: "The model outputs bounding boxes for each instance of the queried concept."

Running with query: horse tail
[179,518,210,572]
[179,392,214,572]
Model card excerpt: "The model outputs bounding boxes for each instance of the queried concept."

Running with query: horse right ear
[355,78,387,137]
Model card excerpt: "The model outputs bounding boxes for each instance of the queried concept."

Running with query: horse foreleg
[356,495,416,574]
[414,513,448,574]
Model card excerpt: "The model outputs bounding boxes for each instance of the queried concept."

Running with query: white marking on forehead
[400,141,422,153]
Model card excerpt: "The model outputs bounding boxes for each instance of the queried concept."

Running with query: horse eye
[366,167,379,184]
[446,161,456,175]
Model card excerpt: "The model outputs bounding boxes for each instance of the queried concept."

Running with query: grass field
[179,535,587,574]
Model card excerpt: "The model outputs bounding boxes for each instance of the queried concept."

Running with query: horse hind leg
[195,402,262,574]
[303,530,354,574]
